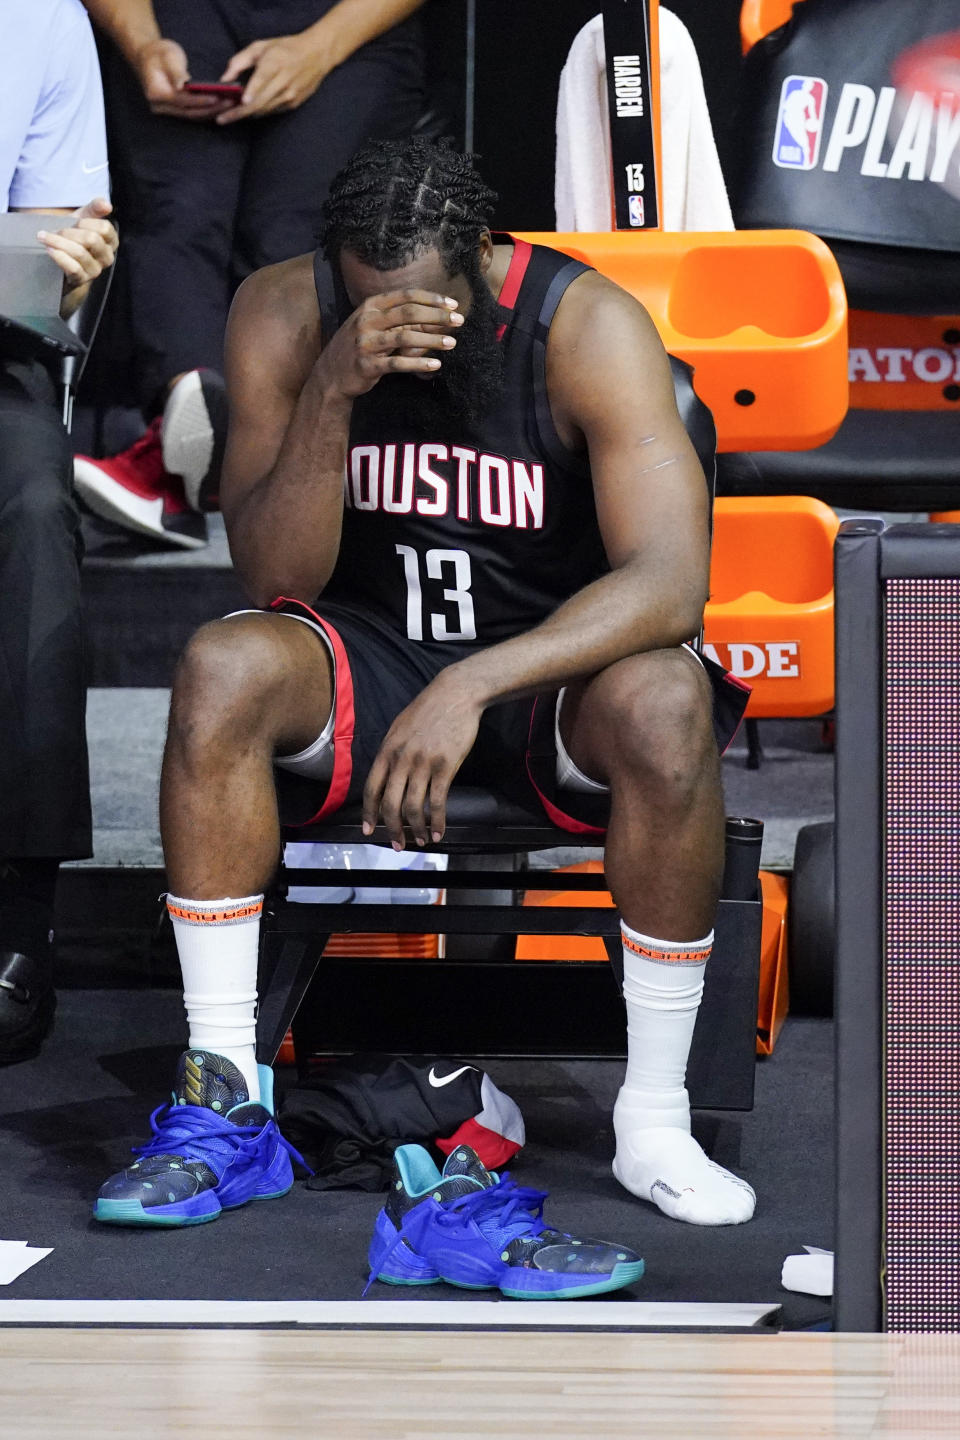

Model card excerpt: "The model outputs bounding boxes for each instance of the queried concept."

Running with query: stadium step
[82,512,246,687]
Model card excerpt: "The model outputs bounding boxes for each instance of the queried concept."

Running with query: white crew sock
[612,920,756,1226]
[166,893,263,1105]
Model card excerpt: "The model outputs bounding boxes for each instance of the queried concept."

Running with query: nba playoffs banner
[735,0,960,252]
[603,1,660,230]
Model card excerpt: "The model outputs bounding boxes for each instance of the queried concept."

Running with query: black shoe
[0,948,55,1064]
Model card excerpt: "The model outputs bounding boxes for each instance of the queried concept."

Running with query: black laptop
[0,212,86,361]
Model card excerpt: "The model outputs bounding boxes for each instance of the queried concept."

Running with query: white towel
[555,10,734,232]
[781,1247,834,1297]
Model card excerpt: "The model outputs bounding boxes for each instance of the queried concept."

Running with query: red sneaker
[73,416,208,549]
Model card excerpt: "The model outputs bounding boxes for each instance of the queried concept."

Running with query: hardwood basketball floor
[1,1329,958,1438]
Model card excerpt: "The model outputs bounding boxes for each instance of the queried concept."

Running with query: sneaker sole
[375,1258,645,1300]
[163,370,226,512]
[73,458,207,551]
[93,1198,221,1227]
[93,1182,292,1228]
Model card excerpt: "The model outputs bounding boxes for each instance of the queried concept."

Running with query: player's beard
[370,267,505,434]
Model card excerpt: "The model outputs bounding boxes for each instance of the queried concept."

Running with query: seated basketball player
[95,138,756,1236]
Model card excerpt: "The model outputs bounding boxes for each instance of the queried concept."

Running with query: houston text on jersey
[344,443,546,530]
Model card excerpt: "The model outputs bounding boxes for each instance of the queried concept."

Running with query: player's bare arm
[362,272,712,846]
[463,272,712,689]
[221,258,462,606]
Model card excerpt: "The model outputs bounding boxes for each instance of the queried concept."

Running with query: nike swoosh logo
[81,161,109,175]
[427,1064,476,1088]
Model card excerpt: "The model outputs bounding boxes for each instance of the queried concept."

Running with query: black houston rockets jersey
[314,235,609,653]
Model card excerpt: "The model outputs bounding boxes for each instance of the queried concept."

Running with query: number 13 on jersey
[396,544,477,642]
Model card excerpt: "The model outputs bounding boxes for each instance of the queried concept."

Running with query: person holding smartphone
[0,0,118,1065]
[72,0,427,547]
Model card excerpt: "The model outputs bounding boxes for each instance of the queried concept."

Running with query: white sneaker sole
[163,371,214,511]
[73,457,207,550]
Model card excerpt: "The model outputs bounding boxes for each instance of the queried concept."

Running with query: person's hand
[37,198,119,293]
[215,33,332,124]
[315,289,464,400]
[362,670,483,849]
[133,38,238,121]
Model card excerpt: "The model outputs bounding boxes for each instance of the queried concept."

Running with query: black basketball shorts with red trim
[269,596,750,838]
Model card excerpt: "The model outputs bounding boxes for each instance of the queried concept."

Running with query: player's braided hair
[318,136,498,279]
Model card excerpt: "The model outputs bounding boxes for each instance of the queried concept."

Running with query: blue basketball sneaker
[93,1050,305,1227]
[366,1144,644,1299]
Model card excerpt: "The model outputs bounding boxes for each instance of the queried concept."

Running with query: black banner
[602,0,660,229]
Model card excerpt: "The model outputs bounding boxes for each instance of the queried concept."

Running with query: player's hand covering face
[368,266,505,432]
[326,249,505,431]
[315,289,464,399]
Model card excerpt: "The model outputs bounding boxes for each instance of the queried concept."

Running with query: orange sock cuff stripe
[167,900,263,926]
[621,932,712,965]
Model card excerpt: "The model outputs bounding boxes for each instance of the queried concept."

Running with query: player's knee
[602,653,714,796]
[170,616,291,743]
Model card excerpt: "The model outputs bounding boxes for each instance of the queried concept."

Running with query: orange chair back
[703,495,840,717]
[512,230,848,451]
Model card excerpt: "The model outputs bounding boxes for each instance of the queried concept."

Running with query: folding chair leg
[745,718,763,770]
[602,931,625,989]
[256,933,328,1068]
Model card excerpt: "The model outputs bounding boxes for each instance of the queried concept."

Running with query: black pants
[0,361,91,860]
[102,0,426,409]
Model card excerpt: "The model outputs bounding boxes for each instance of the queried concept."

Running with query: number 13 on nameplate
[396,544,477,642]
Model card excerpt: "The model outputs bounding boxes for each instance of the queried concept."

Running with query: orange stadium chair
[512,230,847,454]
[512,234,846,766]
[703,495,840,720]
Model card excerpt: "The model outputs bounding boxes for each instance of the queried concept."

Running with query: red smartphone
[182,81,244,99]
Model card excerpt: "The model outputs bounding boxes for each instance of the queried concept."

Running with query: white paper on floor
[0,1241,53,1284]
[781,1245,833,1297]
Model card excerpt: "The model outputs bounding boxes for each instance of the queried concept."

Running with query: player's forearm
[225,374,353,608]
[83,0,161,61]
[300,0,425,69]
[448,562,707,709]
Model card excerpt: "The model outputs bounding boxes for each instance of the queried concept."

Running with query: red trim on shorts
[495,236,533,341]
[718,672,752,755]
[269,597,355,824]
[524,695,606,837]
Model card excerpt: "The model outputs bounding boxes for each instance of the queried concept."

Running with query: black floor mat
[0,989,833,1328]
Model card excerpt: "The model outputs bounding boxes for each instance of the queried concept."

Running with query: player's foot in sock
[93,1049,304,1227]
[366,1143,644,1299]
[613,1096,756,1226]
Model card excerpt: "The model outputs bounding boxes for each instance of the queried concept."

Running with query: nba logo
[628,194,645,227]
[773,75,828,169]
